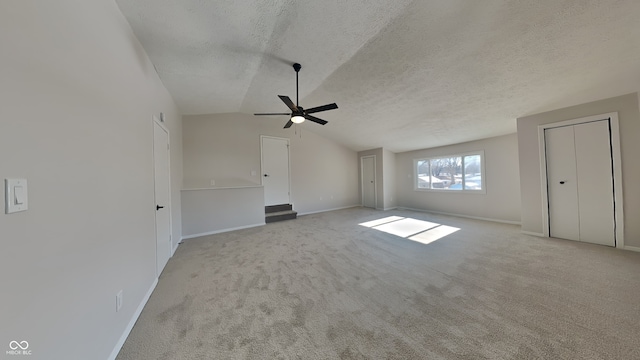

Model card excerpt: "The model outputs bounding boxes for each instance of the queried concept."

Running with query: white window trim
[413,150,486,194]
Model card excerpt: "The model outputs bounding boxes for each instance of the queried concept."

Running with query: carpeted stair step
[265,204,293,214]
[265,210,297,223]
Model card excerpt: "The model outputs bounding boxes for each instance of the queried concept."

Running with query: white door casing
[153,119,171,276]
[540,113,622,247]
[261,136,291,206]
[361,156,376,208]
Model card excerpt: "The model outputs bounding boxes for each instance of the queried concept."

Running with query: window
[414,151,484,192]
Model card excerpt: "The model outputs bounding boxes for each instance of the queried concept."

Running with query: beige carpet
[117,207,640,359]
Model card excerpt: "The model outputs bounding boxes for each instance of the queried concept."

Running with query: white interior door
[361,156,376,208]
[153,121,171,276]
[545,120,615,246]
[573,121,615,246]
[262,136,290,206]
[546,126,580,241]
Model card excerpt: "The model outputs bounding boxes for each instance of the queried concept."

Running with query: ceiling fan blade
[305,103,338,114]
[305,114,328,125]
[278,95,298,112]
[254,113,291,116]
[283,120,294,129]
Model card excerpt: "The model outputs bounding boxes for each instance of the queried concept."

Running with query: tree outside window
[414,152,484,192]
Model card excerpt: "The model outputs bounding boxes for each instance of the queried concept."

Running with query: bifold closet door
[545,120,615,246]
[573,121,615,246]
[546,126,580,241]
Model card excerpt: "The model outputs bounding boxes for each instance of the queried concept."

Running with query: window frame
[413,150,486,194]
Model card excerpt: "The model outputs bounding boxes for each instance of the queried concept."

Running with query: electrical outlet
[116,290,123,312]
[210,179,215,186]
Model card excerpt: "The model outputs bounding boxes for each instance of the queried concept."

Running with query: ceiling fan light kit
[291,115,305,124]
[254,63,338,129]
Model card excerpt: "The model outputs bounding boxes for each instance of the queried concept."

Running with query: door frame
[260,135,292,206]
[537,112,624,247]
[360,155,377,208]
[152,115,174,277]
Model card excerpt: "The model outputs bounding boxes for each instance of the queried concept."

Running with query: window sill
[413,188,486,195]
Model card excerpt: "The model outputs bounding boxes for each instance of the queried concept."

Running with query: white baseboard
[297,205,360,216]
[521,231,545,237]
[520,233,637,251]
[171,240,180,256]
[108,277,158,360]
[397,207,521,225]
[374,207,398,211]
[623,245,640,253]
[181,222,265,240]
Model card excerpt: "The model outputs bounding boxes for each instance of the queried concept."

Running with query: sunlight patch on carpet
[359,216,460,244]
[373,218,440,237]
[358,216,405,228]
[409,225,460,244]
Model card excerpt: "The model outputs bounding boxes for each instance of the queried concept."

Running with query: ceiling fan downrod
[293,63,301,107]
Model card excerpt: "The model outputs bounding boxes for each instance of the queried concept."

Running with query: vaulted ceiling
[116,0,640,152]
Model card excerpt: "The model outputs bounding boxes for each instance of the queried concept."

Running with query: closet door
[573,121,615,246]
[545,120,615,246]
[546,126,580,241]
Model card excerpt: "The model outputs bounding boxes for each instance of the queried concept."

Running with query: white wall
[182,113,359,226]
[0,1,182,359]
[395,134,521,223]
[517,93,640,247]
[383,149,397,209]
[181,187,264,238]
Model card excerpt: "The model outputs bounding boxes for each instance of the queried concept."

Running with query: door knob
[156,205,164,210]
[264,174,269,177]
[559,181,566,184]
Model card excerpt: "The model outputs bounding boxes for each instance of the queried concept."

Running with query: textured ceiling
[116,0,640,152]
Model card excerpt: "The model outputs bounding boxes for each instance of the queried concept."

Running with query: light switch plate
[5,178,28,214]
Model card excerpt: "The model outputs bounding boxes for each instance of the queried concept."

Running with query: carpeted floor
[117,207,640,359]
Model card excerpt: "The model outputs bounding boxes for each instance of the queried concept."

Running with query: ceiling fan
[254,63,338,128]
